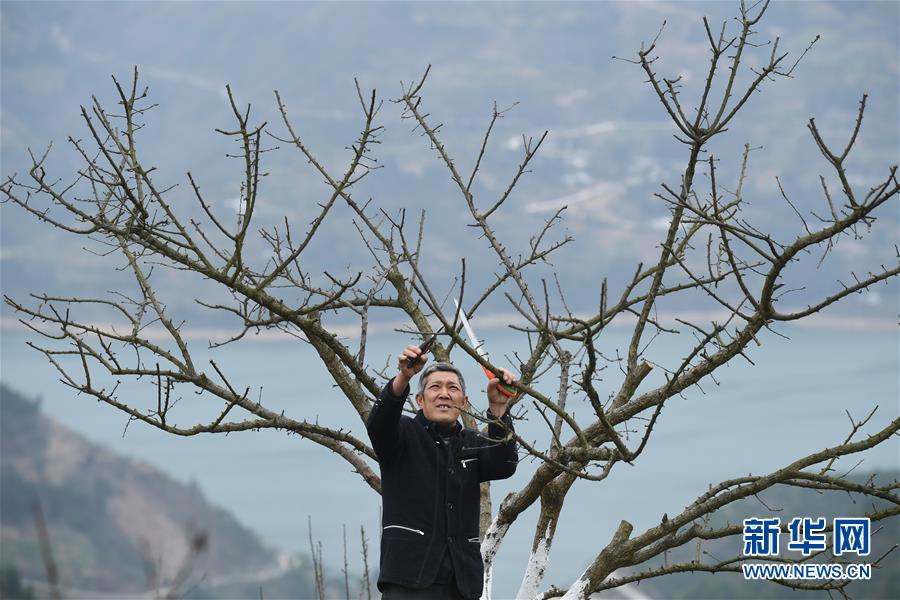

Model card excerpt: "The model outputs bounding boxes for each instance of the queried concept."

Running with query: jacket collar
[414,410,462,438]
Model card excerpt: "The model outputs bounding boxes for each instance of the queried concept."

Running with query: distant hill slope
[0,383,300,596]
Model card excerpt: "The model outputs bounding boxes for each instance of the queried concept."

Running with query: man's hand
[392,345,428,396]
[487,368,516,418]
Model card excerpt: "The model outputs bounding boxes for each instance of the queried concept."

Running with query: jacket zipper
[383,524,425,536]
[461,458,479,468]
[468,537,480,543]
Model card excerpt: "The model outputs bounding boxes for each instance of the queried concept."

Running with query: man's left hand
[487,368,516,418]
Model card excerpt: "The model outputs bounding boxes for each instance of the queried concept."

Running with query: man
[367,344,518,600]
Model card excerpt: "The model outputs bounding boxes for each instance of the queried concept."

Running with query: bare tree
[3,2,897,598]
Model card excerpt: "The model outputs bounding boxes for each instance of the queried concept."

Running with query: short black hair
[417,362,467,396]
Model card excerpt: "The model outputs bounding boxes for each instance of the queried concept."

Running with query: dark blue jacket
[367,379,517,599]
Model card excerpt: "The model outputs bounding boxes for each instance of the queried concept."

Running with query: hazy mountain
[0,383,341,599]
[1,1,897,332]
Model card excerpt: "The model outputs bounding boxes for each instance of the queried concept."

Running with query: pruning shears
[453,299,516,398]
[406,333,437,369]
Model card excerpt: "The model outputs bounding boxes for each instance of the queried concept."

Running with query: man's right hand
[393,345,428,396]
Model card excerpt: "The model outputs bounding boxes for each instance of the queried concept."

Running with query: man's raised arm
[478,368,519,481]
[366,345,427,462]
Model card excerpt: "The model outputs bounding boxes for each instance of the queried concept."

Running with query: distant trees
[3,2,897,598]
[0,564,36,600]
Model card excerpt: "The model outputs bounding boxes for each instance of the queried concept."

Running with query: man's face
[416,370,469,425]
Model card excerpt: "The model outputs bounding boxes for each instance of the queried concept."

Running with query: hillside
[0,383,324,598]
[2,1,897,329]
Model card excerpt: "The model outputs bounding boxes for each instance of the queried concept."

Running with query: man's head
[416,362,469,425]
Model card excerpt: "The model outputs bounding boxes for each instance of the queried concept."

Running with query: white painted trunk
[560,575,589,600]
[479,519,510,600]
[482,565,493,600]
[515,531,552,599]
